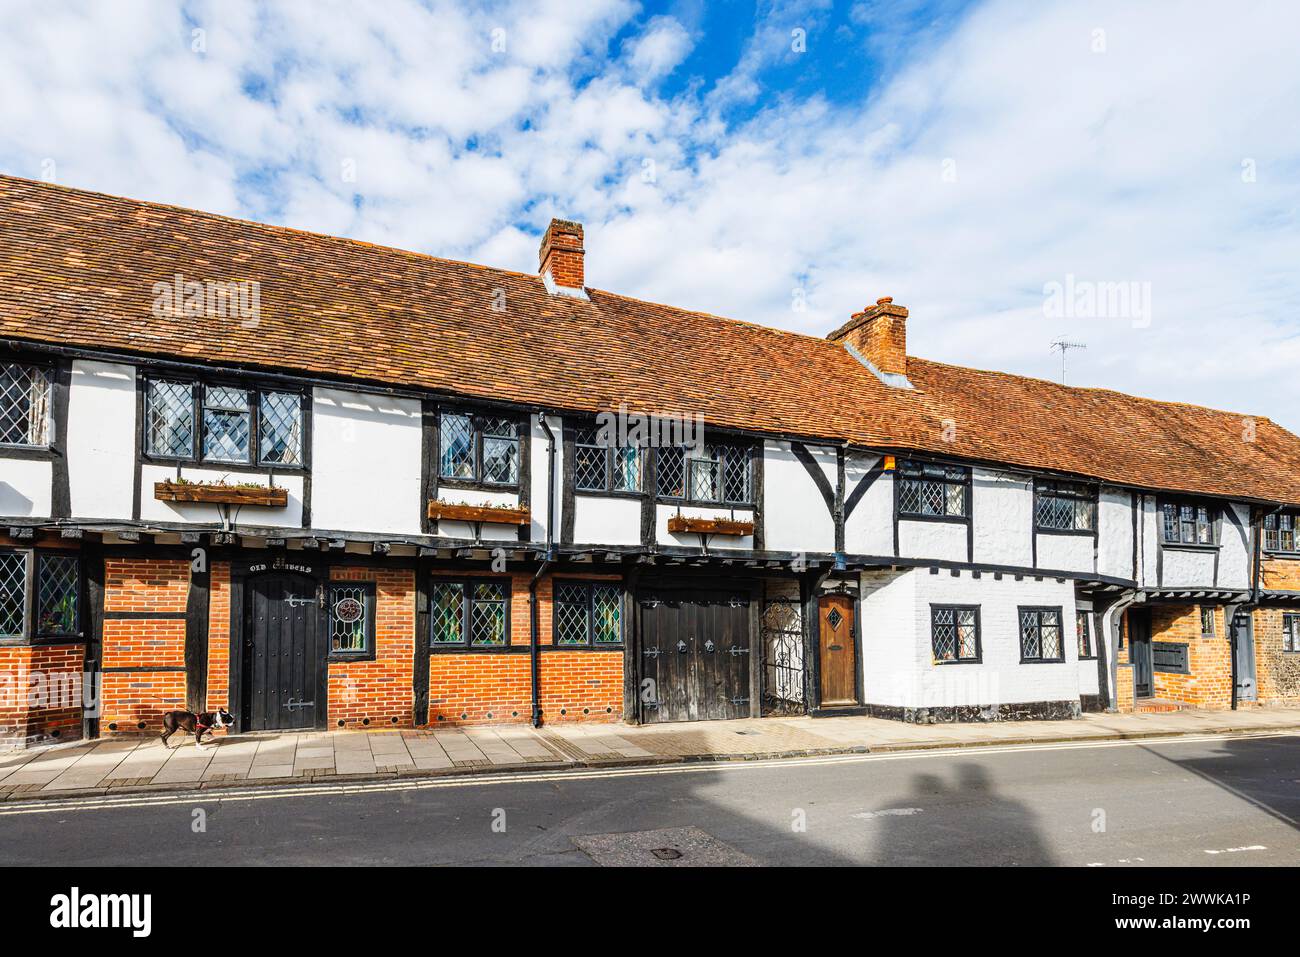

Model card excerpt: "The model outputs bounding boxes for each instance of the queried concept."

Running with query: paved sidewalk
[1,706,1297,801]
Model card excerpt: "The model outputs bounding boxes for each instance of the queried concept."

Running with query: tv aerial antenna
[1050,338,1087,385]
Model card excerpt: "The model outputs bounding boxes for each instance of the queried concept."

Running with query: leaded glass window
[0,551,27,638]
[1284,614,1300,653]
[439,410,519,485]
[1159,499,1218,545]
[259,391,302,465]
[202,386,251,462]
[1020,607,1064,662]
[430,581,465,645]
[429,578,511,648]
[36,553,79,635]
[1263,512,1297,552]
[1200,606,1215,637]
[0,362,52,447]
[145,378,303,466]
[574,424,641,493]
[897,459,969,518]
[554,581,622,647]
[931,605,979,662]
[146,379,194,458]
[658,442,753,504]
[1077,610,1093,658]
[1035,480,1097,532]
[329,583,373,655]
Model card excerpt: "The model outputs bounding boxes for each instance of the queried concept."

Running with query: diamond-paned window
[573,424,642,494]
[202,386,251,462]
[897,459,968,518]
[931,605,979,662]
[430,581,465,645]
[146,379,195,458]
[260,391,302,465]
[1264,513,1297,552]
[439,412,475,480]
[481,416,518,484]
[553,581,621,647]
[555,583,590,645]
[1035,480,1097,532]
[36,553,79,635]
[0,552,27,638]
[329,584,372,655]
[0,362,52,447]
[1020,607,1064,662]
[661,442,753,504]
[470,582,507,645]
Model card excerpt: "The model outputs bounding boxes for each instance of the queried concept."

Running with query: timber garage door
[639,588,752,723]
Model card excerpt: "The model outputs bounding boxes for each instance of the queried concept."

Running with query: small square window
[1020,607,1065,662]
[931,605,980,663]
[429,578,512,649]
[554,581,623,647]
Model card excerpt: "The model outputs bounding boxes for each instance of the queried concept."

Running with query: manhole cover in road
[572,826,758,867]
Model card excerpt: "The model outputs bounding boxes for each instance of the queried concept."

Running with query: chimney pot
[876,296,892,306]
[539,218,585,291]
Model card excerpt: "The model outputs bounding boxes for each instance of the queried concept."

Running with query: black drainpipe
[529,412,558,728]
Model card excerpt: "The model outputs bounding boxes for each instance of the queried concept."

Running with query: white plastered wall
[66,360,136,519]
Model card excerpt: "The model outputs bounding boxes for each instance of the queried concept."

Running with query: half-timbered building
[1,174,1298,747]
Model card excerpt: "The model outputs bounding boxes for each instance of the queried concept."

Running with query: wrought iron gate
[761,599,806,716]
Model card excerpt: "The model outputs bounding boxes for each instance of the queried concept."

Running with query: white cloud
[1,0,1299,429]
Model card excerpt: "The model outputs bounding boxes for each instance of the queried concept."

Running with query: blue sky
[1,0,1299,432]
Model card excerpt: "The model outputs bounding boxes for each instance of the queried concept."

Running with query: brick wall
[1250,608,1300,706]
[0,643,84,746]
[101,557,189,733]
[1260,556,1300,590]
[426,570,624,726]
[328,565,415,729]
[206,561,231,711]
[1148,604,1232,709]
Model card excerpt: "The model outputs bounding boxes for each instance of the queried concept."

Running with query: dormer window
[0,361,53,448]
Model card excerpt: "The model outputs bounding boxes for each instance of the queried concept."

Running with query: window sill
[1159,541,1220,552]
[575,489,644,501]
[142,454,306,475]
[429,644,524,654]
[1078,655,1098,661]
[328,652,376,663]
[898,513,969,524]
[932,658,982,665]
[0,444,55,461]
[655,496,756,509]
[437,477,521,494]
[1019,658,1067,665]
[547,643,625,652]
[1034,527,1096,537]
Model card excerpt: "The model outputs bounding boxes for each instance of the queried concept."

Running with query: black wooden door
[244,572,322,731]
[639,589,751,723]
[1130,609,1153,699]
[1232,609,1257,702]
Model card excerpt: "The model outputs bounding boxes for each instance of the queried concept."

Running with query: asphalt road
[1,732,1296,866]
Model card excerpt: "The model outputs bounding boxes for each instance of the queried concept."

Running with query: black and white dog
[160,708,234,750]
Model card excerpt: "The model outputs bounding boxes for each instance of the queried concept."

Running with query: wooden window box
[427,501,531,526]
[667,515,754,536]
[154,481,288,507]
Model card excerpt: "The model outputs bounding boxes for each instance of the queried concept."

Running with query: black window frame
[1034,479,1098,535]
[1076,609,1095,659]
[437,407,523,490]
[655,440,756,506]
[427,576,513,651]
[1157,497,1221,547]
[551,579,625,649]
[896,458,971,521]
[1019,605,1066,663]
[929,604,982,664]
[1200,606,1216,638]
[1284,613,1300,654]
[0,357,56,451]
[1262,511,1300,554]
[0,547,84,645]
[142,375,307,471]
[327,580,377,661]
[572,422,643,498]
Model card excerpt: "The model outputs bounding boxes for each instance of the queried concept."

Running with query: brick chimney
[828,297,910,381]
[539,218,585,292]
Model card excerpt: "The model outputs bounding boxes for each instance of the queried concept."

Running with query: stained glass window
[329,583,373,655]
[37,554,79,635]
